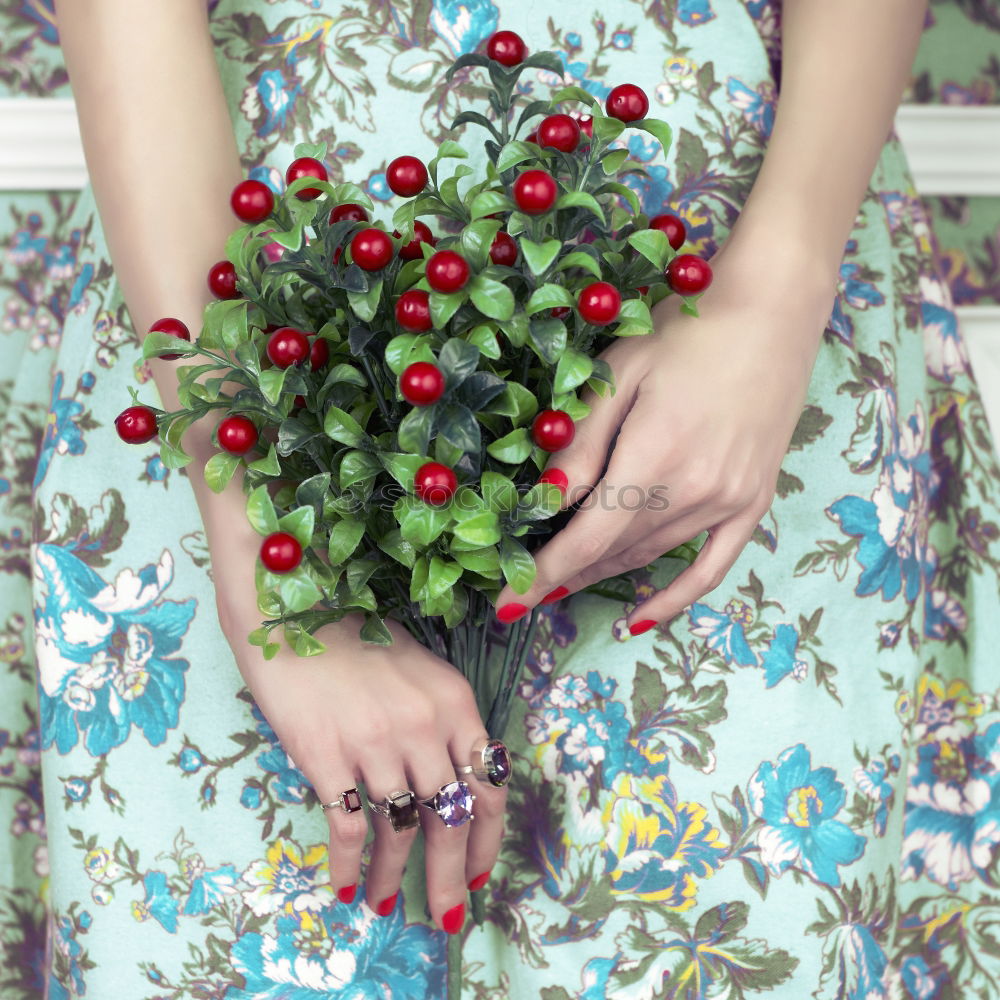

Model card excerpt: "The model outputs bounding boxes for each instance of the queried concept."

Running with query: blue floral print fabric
[2,1,1000,997]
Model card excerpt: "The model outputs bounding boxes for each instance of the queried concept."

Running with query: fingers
[625,513,760,630]
[318,777,369,905]
[452,734,507,896]
[361,775,420,918]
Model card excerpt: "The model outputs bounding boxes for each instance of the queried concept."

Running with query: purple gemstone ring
[457,738,512,788]
[417,780,475,828]
[320,787,363,814]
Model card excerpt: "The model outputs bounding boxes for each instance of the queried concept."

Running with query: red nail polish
[337,883,357,904]
[497,602,528,624]
[541,586,569,606]
[442,902,465,934]
[538,468,568,495]
[467,870,491,892]
[628,619,658,637]
[376,892,398,917]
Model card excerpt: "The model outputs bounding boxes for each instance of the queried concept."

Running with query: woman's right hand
[190,467,503,933]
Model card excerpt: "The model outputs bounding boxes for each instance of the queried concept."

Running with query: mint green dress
[3,1,1000,997]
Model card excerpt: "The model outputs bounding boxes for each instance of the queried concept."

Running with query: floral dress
[2,1,1000,997]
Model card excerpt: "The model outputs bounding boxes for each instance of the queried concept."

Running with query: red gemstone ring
[320,787,363,813]
[456,738,512,788]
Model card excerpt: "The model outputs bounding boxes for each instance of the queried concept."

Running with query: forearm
[56,0,243,460]
[727,0,929,293]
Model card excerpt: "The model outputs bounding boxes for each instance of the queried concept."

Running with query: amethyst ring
[456,738,512,788]
[417,780,475,828]
[320,787,363,814]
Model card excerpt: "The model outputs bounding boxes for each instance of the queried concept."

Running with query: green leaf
[487,426,532,464]
[379,452,427,488]
[377,528,416,568]
[460,218,502,271]
[409,555,429,601]
[323,406,365,446]
[613,297,654,337]
[430,290,466,329]
[142,330,195,360]
[427,556,463,599]
[258,368,288,406]
[550,85,599,108]
[399,498,451,547]
[200,299,250,350]
[681,298,701,318]
[247,443,281,476]
[469,190,514,220]
[591,114,625,142]
[500,536,536,593]
[556,250,603,279]
[294,140,327,160]
[529,317,568,364]
[520,238,562,277]
[323,363,367,388]
[339,449,382,489]
[346,278,383,323]
[295,472,331,511]
[465,323,502,360]
[526,283,574,315]
[438,403,481,454]
[555,191,605,222]
[481,471,518,511]
[601,148,630,174]
[360,614,393,645]
[490,382,538,425]
[634,117,673,156]
[496,140,538,172]
[203,451,240,493]
[468,274,515,321]
[397,405,436,455]
[554,348,593,393]
[327,518,366,564]
[627,229,671,270]
[277,567,323,613]
[512,483,563,523]
[270,222,306,251]
[385,333,434,375]
[277,506,315,547]
[452,510,501,546]
[595,181,641,215]
[246,484,279,535]
[452,544,502,576]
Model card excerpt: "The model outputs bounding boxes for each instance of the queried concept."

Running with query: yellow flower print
[241,837,334,917]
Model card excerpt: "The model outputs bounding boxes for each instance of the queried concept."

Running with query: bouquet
[113,30,713,740]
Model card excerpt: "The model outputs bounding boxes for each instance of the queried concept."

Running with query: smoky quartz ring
[369,790,420,833]
[455,738,512,788]
[417,780,475,828]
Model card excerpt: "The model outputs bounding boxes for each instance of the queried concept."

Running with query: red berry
[577,115,594,140]
[115,405,158,444]
[414,461,457,505]
[649,213,686,250]
[666,254,713,295]
[350,228,395,271]
[309,336,329,371]
[426,250,470,293]
[266,327,311,368]
[149,317,191,361]
[513,170,558,215]
[396,220,435,261]
[395,289,432,332]
[577,281,622,325]
[329,202,369,225]
[532,410,575,452]
[332,246,343,266]
[489,231,517,267]
[217,414,258,455]
[400,361,445,405]
[606,83,649,123]
[538,467,569,494]
[230,179,275,223]
[525,130,538,145]
[386,156,428,198]
[285,157,328,200]
[550,306,572,320]
[637,285,650,295]
[537,114,581,153]
[207,260,238,299]
[293,394,307,409]
[260,532,302,573]
[486,30,527,66]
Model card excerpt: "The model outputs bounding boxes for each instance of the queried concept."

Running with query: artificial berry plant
[118,33,712,736]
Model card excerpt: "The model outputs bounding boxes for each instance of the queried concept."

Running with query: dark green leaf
[339,449,381,489]
[438,403,481,454]
[360,614,393,645]
[438,337,480,386]
[529,317,567,364]
[458,371,506,411]
[397,405,436,455]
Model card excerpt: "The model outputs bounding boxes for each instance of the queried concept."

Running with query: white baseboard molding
[0,98,999,194]
[959,306,1000,455]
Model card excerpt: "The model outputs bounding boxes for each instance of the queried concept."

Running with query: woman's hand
[201,486,501,934]
[494,238,837,632]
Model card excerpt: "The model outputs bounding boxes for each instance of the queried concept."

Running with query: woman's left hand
[493,238,836,633]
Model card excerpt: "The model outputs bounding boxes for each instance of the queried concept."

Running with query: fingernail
[540,586,569,606]
[468,870,491,892]
[538,468,568,495]
[375,892,398,917]
[497,603,528,624]
[628,619,658,637]
[337,883,357,904]
[442,902,465,934]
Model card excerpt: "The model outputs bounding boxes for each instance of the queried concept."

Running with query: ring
[369,790,419,833]
[417,780,475,828]
[320,787,363,813]
[462,738,512,788]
